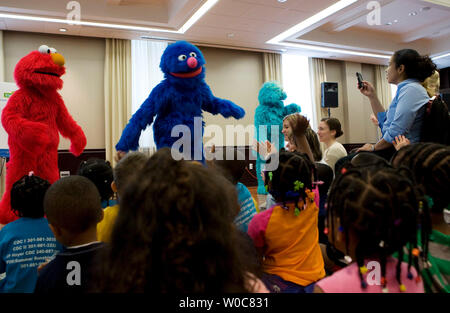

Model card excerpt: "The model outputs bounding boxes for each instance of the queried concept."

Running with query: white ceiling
[0,0,449,67]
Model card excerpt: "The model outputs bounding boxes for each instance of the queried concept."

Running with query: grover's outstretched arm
[201,85,245,119]
[116,90,157,152]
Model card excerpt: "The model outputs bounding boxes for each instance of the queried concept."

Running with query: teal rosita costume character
[116,41,245,162]
[254,81,301,194]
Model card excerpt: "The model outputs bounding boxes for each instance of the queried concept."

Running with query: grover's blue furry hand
[232,105,246,119]
[215,99,245,119]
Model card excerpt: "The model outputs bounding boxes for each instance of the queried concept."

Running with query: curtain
[372,65,392,140]
[104,38,132,166]
[0,30,5,199]
[374,65,392,110]
[263,52,282,85]
[0,31,4,82]
[281,54,315,128]
[131,40,167,154]
[309,58,328,129]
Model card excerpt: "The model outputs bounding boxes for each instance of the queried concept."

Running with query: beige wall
[3,30,382,151]
[3,31,105,149]
[325,59,380,144]
[323,60,346,142]
[200,47,263,147]
[3,33,263,149]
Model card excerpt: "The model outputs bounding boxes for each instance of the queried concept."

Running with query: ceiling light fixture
[59,28,67,32]
[178,0,219,33]
[0,12,179,33]
[279,42,391,59]
[267,0,358,44]
[266,0,389,59]
[0,0,219,34]
[432,52,450,60]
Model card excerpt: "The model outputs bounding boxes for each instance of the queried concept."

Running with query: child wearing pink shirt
[315,166,429,293]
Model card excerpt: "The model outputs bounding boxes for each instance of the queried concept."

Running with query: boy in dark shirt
[34,176,105,293]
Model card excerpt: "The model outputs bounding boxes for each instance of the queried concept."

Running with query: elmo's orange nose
[51,53,65,66]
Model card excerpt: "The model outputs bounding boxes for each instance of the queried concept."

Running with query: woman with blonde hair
[422,70,440,97]
[282,113,314,162]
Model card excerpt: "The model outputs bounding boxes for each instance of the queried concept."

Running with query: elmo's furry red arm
[55,95,86,156]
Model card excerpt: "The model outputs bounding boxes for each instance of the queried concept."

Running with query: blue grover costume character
[254,81,301,194]
[116,41,245,161]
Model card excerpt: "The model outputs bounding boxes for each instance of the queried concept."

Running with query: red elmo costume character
[0,45,86,224]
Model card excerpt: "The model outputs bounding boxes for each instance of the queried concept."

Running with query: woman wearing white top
[317,118,347,172]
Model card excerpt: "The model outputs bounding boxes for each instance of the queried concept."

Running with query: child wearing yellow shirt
[248,151,325,293]
[97,152,148,242]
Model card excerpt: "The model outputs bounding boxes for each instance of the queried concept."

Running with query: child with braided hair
[247,151,325,293]
[314,166,428,293]
[391,143,450,293]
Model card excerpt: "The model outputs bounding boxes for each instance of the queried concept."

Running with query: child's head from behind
[44,176,103,245]
[113,151,149,197]
[391,143,449,213]
[77,158,114,203]
[265,151,315,205]
[335,152,389,181]
[11,173,50,218]
[315,162,333,197]
[100,148,249,293]
[211,147,247,185]
[327,166,429,290]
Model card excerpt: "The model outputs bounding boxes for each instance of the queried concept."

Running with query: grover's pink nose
[187,57,198,68]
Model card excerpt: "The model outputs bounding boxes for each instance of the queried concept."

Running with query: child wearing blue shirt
[0,173,61,293]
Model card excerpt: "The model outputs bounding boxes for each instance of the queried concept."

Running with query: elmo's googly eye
[189,52,197,58]
[178,55,187,61]
[38,45,50,54]
[49,47,57,54]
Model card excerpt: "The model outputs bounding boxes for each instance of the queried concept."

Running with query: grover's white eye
[189,52,197,58]
[38,45,50,54]
[178,54,187,61]
[49,47,57,54]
